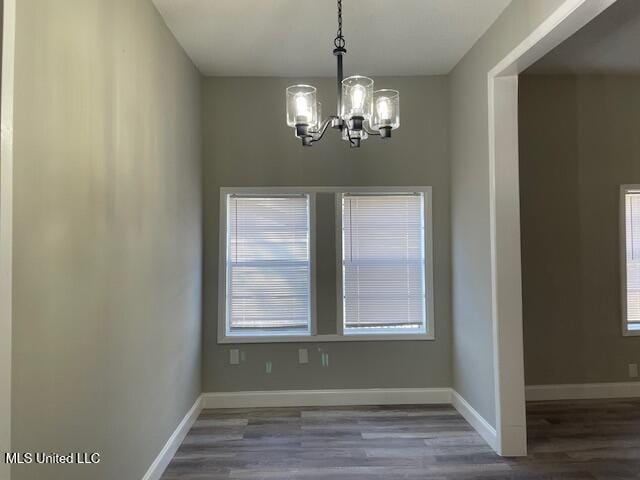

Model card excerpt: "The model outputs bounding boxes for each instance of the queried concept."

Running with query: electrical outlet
[229,349,240,365]
[629,363,638,378]
[298,348,309,364]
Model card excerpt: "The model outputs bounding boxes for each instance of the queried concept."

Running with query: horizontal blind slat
[626,193,640,324]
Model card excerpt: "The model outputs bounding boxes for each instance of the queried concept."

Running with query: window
[622,185,640,335]
[218,187,433,343]
[338,191,432,337]
[220,192,314,340]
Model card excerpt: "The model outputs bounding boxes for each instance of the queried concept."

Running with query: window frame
[218,186,435,344]
[218,188,317,344]
[620,184,640,337]
[335,187,435,340]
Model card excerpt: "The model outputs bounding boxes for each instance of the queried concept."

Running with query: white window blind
[624,190,640,332]
[341,193,427,333]
[226,194,311,336]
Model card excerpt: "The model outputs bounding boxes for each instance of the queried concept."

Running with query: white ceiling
[527,0,640,74]
[152,0,511,77]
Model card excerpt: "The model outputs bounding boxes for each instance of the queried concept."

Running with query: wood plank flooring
[161,399,640,479]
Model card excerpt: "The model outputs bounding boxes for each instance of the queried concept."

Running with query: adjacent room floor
[161,399,640,479]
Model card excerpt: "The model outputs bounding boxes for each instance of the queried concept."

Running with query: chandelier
[285,0,400,148]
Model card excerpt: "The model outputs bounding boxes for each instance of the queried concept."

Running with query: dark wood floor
[162,399,640,479]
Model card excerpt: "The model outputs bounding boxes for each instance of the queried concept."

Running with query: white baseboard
[201,389,498,453]
[143,388,500,474]
[450,390,497,451]
[526,382,640,401]
[202,388,451,409]
[136,383,640,479]
[142,395,203,480]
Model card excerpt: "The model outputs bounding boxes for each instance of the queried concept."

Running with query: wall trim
[526,382,640,402]
[451,390,497,451]
[141,387,501,475]
[202,388,451,409]
[201,389,498,454]
[125,382,640,480]
[485,0,617,457]
[141,396,203,480]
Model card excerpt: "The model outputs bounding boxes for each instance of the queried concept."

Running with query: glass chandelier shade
[312,102,322,131]
[341,76,373,120]
[371,89,400,130]
[286,85,318,127]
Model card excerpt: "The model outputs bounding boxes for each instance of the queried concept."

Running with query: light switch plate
[298,348,309,364]
[629,363,638,378]
[230,349,240,365]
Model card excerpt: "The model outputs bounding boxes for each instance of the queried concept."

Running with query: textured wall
[11,1,202,479]
[519,74,640,385]
[201,76,451,393]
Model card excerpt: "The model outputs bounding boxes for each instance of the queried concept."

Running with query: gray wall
[449,0,568,428]
[0,1,9,478]
[519,75,640,385]
[11,1,202,479]
[202,76,451,392]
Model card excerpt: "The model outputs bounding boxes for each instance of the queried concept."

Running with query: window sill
[217,333,435,344]
[623,327,640,337]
